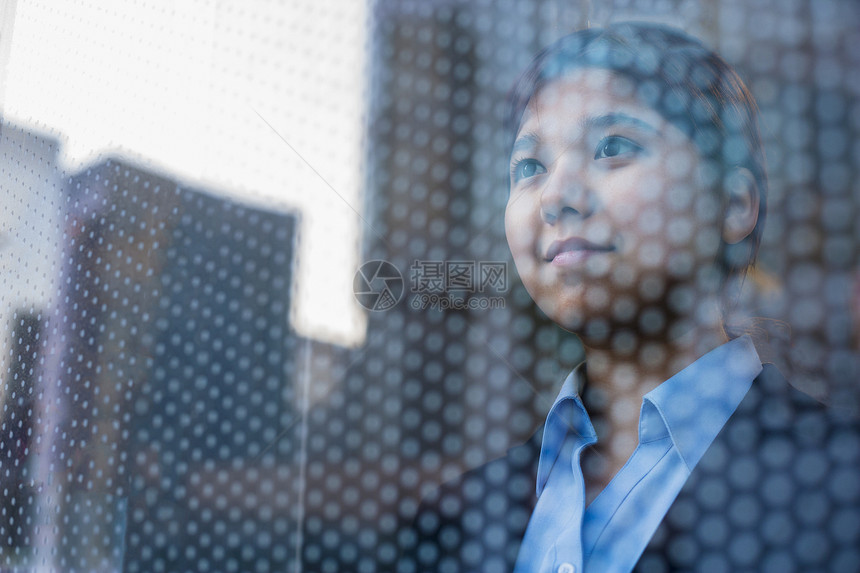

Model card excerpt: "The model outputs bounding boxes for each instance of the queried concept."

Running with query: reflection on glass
[0,1,857,572]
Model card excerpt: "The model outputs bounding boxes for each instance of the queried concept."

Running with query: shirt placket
[546,426,594,573]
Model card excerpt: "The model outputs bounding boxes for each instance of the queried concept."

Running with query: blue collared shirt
[514,336,763,573]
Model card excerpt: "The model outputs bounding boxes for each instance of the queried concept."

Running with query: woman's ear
[722,167,759,245]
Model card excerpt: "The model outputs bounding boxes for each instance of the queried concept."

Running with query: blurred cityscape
[0,0,858,571]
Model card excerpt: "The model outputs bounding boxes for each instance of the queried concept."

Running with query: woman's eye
[594,136,643,160]
[512,159,547,182]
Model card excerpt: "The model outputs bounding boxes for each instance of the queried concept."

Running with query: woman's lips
[545,237,615,266]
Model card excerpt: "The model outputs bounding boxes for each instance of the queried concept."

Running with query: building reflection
[0,0,858,569]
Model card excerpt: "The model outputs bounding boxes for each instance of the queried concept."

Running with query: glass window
[0,1,858,571]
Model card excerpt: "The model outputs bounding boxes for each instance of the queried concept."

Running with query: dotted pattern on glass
[0,0,857,572]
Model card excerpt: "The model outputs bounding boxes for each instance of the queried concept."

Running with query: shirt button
[557,564,575,573]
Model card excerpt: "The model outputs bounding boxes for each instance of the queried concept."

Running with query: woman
[404,22,857,573]
[503,21,765,572]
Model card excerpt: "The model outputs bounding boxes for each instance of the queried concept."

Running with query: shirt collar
[535,364,595,497]
[534,335,762,496]
[642,334,762,471]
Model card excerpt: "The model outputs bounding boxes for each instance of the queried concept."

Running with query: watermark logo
[353,260,404,311]
[410,260,507,310]
[410,261,507,293]
[410,293,506,311]
[355,259,508,311]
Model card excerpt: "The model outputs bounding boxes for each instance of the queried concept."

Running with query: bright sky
[1,0,370,347]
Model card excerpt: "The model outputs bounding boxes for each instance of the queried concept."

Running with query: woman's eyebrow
[585,112,658,133]
[511,132,540,154]
[511,113,656,157]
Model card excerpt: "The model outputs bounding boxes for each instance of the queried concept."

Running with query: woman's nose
[539,161,594,224]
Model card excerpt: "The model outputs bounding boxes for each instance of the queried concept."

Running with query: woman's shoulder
[641,363,860,571]
[739,362,857,434]
[401,431,542,572]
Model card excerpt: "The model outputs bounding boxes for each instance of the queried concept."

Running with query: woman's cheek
[602,171,651,226]
[505,200,536,253]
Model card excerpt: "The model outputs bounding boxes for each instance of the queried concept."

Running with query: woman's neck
[583,321,729,404]
[577,312,729,505]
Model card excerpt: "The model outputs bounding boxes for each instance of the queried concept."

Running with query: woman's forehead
[516,69,671,141]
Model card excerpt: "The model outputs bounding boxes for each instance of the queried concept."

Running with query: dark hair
[505,22,767,280]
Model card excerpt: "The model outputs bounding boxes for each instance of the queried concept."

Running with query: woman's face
[505,68,724,337]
